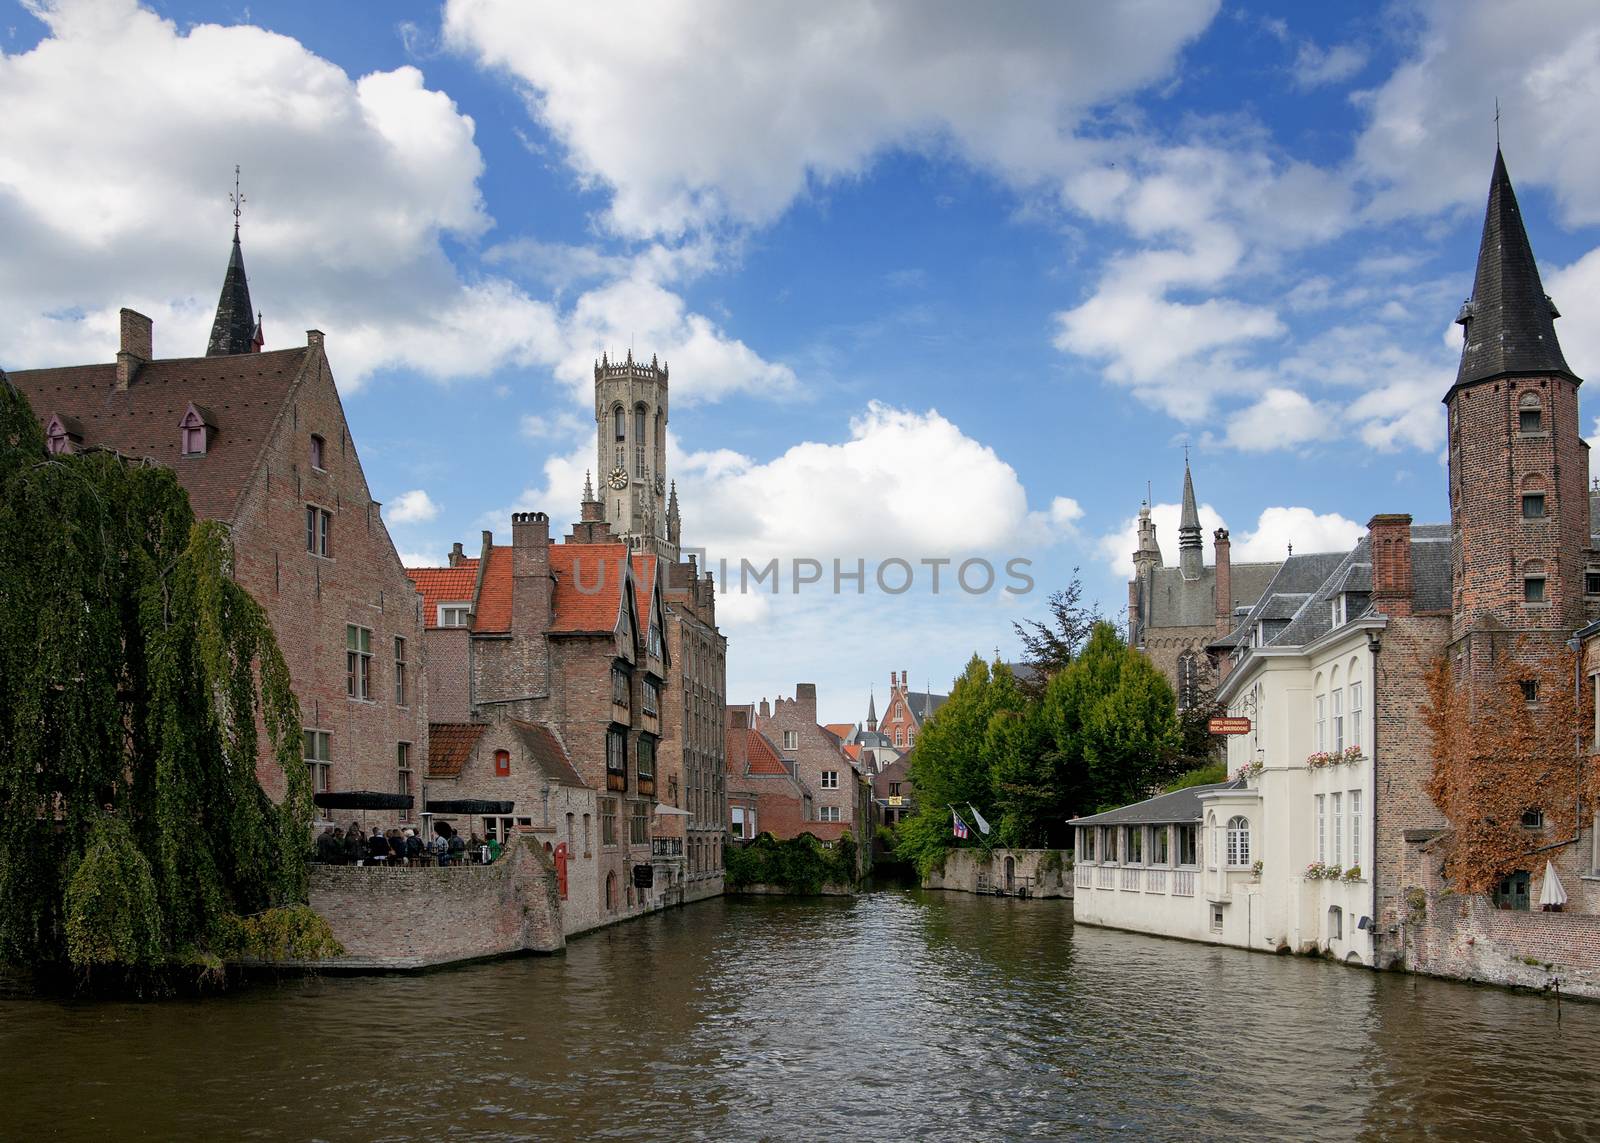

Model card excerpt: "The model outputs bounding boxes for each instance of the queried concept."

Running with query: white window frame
[1331,792,1343,865]
[1331,688,1345,754]
[820,770,839,789]
[437,602,470,628]
[1314,694,1327,752]
[1225,815,1251,868]
[1316,794,1326,864]
[782,730,799,751]
[818,806,841,823]
[1348,681,1363,755]
[1349,790,1362,871]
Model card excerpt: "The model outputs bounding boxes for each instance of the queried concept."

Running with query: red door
[554,842,569,900]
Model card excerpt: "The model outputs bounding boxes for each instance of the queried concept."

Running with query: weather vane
[230,164,245,237]
[1494,98,1501,149]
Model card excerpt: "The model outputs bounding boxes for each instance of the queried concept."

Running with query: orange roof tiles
[842,743,862,761]
[742,728,790,776]
[406,562,478,630]
[509,720,587,788]
[473,545,514,633]
[824,723,855,742]
[428,722,486,778]
[548,542,630,633]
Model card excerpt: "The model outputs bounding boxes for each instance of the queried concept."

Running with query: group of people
[313,822,474,867]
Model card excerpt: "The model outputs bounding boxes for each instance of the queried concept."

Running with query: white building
[1072,528,1449,964]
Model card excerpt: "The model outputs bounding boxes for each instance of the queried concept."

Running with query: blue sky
[5,1,1600,723]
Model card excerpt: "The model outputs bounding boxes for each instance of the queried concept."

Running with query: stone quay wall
[306,837,564,970]
[922,848,1073,898]
[1403,890,1600,1000]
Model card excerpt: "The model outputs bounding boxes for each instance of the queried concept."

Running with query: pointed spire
[667,479,680,519]
[866,688,877,732]
[250,311,264,353]
[1453,148,1570,391]
[1178,459,1203,578]
[207,168,257,356]
[583,469,595,502]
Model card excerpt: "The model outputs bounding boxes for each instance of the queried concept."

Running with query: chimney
[510,512,552,632]
[759,698,771,721]
[306,329,324,349]
[795,683,818,719]
[115,308,152,390]
[730,707,749,730]
[449,541,465,568]
[1213,527,1232,636]
[1368,513,1414,618]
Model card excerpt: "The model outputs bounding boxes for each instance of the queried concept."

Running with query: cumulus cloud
[1545,246,1600,384]
[1216,388,1330,452]
[1354,0,1600,225]
[1098,501,1365,577]
[443,0,1218,236]
[386,489,441,524]
[0,0,797,407]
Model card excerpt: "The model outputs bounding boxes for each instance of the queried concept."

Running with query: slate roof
[906,690,948,722]
[428,722,487,778]
[1068,780,1243,827]
[8,347,311,521]
[406,563,478,629]
[1452,150,1571,392]
[1140,560,1283,631]
[207,233,259,357]
[508,719,586,788]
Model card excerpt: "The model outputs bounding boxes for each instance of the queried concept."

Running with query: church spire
[1178,458,1203,578]
[866,688,877,733]
[1452,148,1570,392]
[206,166,258,357]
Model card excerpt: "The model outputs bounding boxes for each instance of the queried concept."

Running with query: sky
[5,0,1600,724]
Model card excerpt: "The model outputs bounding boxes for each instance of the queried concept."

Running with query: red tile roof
[548,542,630,633]
[428,722,486,778]
[509,720,587,789]
[824,723,855,742]
[631,553,657,635]
[741,728,790,776]
[9,348,313,521]
[406,562,478,630]
[842,743,862,761]
[473,545,514,633]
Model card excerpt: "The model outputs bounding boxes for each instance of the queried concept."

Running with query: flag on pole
[968,803,991,836]
[951,807,970,839]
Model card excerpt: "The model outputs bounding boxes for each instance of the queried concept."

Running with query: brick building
[726,706,812,841]
[10,231,427,819]
[751,684,874,856]
[871,671,947,753]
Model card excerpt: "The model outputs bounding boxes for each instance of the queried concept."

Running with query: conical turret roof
[206,231,258,357]
[1452,149,1571,392]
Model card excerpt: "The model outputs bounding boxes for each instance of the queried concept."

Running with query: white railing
[1173,870,1196,897]
[1075,865,1093,889]
[1120,867,1142,891]
[1096,866,1116,890]
[1145,868,1167,894]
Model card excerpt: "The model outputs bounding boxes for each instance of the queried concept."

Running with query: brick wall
[1370,612,1451,957]
[921,848,1074,899]
[758,684,861,827]
[1402,888,1600,999]
[306,835,563,969]
[229,340,429,814]
[424,628,471,723]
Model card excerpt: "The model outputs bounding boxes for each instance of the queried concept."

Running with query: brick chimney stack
[1369,513,1414,618]
[115,308,152,390]
[1213,527,1232,636]
[795,683,818,720]
[449,541,465,568]
[511,511,552,625]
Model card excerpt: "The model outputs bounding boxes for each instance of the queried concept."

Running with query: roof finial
[230,164,245,239]
[1495,97,1501,150]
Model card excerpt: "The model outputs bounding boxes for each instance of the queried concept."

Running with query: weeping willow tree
[0,377,316,984]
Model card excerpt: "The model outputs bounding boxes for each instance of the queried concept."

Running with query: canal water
[4,889,1598,1141]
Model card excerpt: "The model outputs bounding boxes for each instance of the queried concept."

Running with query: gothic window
[1518,392,1542,435]
[1177,650,1197,710]
[634,404,648,477]
[614,405,626,440]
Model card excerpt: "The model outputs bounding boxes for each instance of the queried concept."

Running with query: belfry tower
[594,349,677,559]
[1446,148,1591,642]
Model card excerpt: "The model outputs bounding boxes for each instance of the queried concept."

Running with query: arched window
[605,871,618,911]
[1226,815,1251,867]
[634,404,648,476]
[614,405,626,440]
[1518,391,1542,435]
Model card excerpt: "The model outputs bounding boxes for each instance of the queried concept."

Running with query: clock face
[607,466,628,490]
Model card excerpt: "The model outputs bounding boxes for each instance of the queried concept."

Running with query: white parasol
[1540,860,1568,910]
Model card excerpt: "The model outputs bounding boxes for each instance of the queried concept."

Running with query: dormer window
[310,433,326,470]
[178,403,215,456]
[44,413,82,456]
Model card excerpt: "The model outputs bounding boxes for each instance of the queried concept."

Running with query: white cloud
[1218,388,1329,452]
[397,548,447,569]
[1545,245,1600,383]
[1292,41,1368,89]
[387,489,441,524]
[443,0,1218,236]
[1354,1,1600,225]
[520,411,587,440]
[1098,501,1365,577]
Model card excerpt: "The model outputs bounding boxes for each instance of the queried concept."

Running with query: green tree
[1010,571,1097,698]
[0,378,312,984]
[1041,622,1181,813]
[897,655,1026,874]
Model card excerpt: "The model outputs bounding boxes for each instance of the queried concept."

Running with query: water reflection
[3,890,1597,1141]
